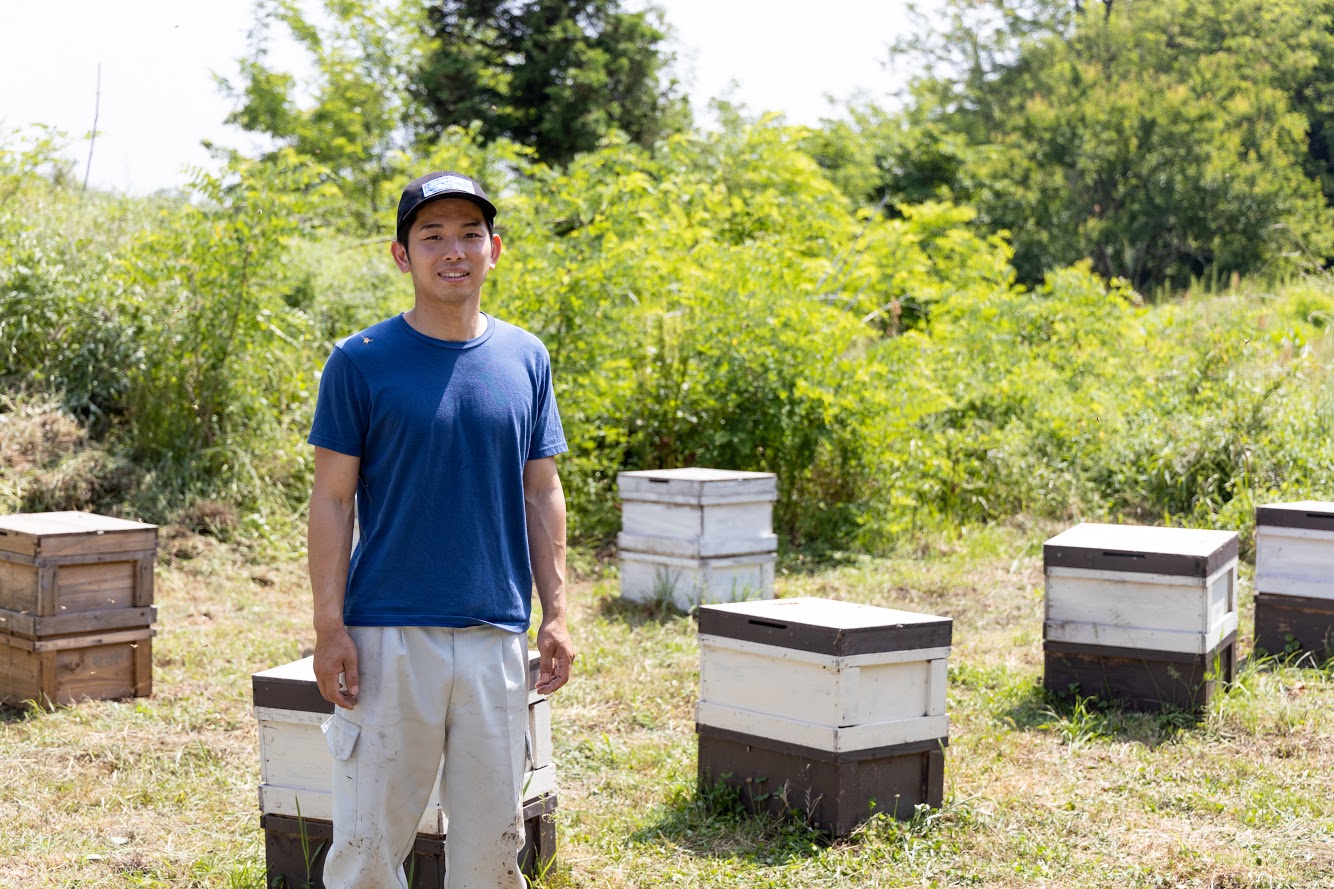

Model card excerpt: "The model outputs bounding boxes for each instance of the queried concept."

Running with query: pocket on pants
[321,712,361,761]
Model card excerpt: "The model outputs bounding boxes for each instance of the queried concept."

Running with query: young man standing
[306,171,575,889]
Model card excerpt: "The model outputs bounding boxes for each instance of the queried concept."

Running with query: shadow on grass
[0,701,47,724]
[1244,646,1334,675]
[632,777,959,870]
[592,592,696,629]
[1003,680,1203,748]
[0,705,28,724]
[629,779,831,866]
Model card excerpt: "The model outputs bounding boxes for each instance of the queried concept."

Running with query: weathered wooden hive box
[695,597,951,836]
[251,652,556,887]
[0,511,157,706]
[1254,501,1334,658]
[618,468,777,610]
[1043,522,1238,711]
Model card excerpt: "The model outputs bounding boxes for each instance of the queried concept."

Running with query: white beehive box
[1254,502,1334,658]
[694,597,951,835]
[695,598,951,753]
[1255,502,1334,600]
[1043,523,1238,654]
[617,469,777,558]
[252,654,554,833]
[620,550,775,611]
[618,468,778,609]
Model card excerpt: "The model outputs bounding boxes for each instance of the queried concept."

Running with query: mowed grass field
[1,522,1331,889]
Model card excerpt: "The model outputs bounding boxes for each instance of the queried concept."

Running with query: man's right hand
[314,627,360,709]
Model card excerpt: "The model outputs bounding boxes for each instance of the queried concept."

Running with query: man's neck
[403,302,486,342]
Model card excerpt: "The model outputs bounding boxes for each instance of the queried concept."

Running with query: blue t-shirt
[308,313,567,632]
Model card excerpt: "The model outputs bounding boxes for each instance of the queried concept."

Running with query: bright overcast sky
[0,0,928,195]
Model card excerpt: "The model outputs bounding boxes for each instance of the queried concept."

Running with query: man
[306,170,575,889]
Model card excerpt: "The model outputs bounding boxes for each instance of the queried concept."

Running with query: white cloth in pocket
[321,712,361,762]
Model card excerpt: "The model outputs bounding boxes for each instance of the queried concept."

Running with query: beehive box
[695,598,951,835]
[620,550,775,612]
[1254,502,1334,657]
[252,653,555,833]
[697,726,945,836]
[618,469,779,609]
[261,792,557,889]
[0,625,154,706]
[617,469,778,559]
[0,511,157,638]
[1043,522,1238,710]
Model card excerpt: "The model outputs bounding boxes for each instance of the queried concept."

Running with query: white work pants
[321,625,529,889]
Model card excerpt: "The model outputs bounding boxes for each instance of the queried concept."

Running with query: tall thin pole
[83,63,102,193]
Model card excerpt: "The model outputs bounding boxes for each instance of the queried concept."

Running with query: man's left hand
[535,618,576,694]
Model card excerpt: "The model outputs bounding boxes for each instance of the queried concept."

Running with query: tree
[413,0,690,166]
[218,0,428,232]
[833,0,1334,288]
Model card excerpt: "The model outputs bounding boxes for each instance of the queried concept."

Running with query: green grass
[1,525,1331,888]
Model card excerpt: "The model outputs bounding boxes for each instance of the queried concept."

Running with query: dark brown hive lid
[697,597,951,656]
[1044,522,1238,577]
[1255,501,1334,532]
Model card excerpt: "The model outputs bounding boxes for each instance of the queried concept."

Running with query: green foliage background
[4,110,1333,557]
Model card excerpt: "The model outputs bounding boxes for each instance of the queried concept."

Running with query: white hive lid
[618,468,777,504]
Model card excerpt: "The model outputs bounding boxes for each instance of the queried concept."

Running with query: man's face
[391,198,502,306]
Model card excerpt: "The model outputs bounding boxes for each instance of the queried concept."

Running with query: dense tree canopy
[219,0,688,228]
[414,0,689,166]
[817,0,1334,289]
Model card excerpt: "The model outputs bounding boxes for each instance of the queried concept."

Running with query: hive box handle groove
[649,478,671,484]
[1303,512,1334,522]
[748,619,787,630]
[1101,551,1144,559]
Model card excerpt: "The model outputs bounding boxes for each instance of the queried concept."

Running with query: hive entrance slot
[748,619,787,630]
[1101,551,1144,560]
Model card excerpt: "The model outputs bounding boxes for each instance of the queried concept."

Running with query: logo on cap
[421,174,476,198]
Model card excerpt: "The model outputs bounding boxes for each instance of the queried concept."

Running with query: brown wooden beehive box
[0,512,158,707]
[1254,502,1334,659]
[0,511,158,638]
[0,625,153,706]
[1043,522,1238,711]
[260,793,557,889]
[695,597,951,835]
[697,725,945,835]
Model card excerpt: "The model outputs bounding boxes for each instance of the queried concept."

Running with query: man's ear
[391,239,411,272]
[490,233,503,269]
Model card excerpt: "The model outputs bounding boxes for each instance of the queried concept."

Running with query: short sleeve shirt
[308,313,567,632]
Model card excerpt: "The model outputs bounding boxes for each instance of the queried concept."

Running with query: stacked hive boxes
[1254,501,1334,659]
[1043,522,1238,711]
[618,468,777,611]
[0,511,157,707]
[695,598,951,836]
[252,652,557,888]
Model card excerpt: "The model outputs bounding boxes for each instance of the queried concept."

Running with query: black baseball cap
[396,171,498,243]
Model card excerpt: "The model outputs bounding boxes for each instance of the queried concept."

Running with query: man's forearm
[526,473,568,622]
[308,491,355,633]
[524,459,574,694]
